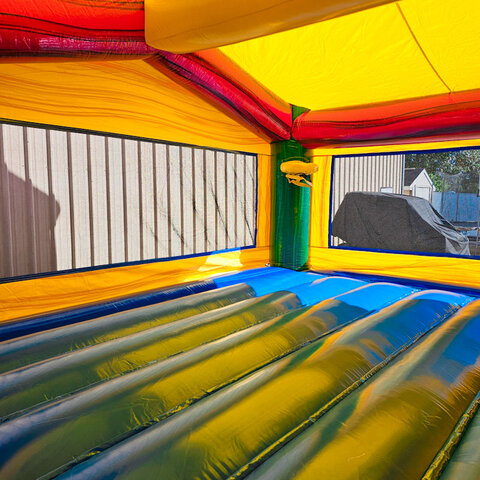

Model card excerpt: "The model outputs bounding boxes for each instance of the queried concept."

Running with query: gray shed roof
[404,168,424,186]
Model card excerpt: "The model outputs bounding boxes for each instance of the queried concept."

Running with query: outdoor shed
[404,168,435,202]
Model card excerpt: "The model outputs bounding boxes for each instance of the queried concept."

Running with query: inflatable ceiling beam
[147,51,292,142]
[2,0,480,147]
[293,90,480,148]
[0,0,155,59]
[144,0,395,53]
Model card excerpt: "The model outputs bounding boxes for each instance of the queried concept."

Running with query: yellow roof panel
[399,0,480,93]
[221,0,480,110]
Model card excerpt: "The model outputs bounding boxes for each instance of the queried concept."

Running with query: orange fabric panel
[257,154,272,249]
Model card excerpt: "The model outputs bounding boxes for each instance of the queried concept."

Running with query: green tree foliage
[405,149,480,192]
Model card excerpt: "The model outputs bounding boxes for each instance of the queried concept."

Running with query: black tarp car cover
[332,192,470,255]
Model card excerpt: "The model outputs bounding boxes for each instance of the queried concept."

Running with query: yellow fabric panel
[0,60,270,155]
[308,146,480,290]
[221,2,445,110]
[221,0,480,110]
[257,154,272,248]
[0,148,272,323]
[309,248,480,290]
[0,247,269,323]
[399,0,480,92]
[309,154,332,250]
[145,0,393,53]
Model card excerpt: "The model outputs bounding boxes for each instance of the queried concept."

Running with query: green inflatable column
[270,106,311,270]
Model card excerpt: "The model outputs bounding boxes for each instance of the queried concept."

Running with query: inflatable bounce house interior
[0,1,480,479]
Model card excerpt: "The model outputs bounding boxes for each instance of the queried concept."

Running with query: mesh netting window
[330,152,480,257]
[0,123,257,278]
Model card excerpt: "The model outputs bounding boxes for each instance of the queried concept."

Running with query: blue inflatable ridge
[214,268,326,296]
[287,277,367,306]
[212,267,284,288]
[335,283,416,312]
[408,290,472,307]
[243,272,325,297]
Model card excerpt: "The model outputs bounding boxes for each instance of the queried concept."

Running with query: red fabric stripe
[0,0,150,56]
[148,52,292,142]
[293,91,480,148]
[0,29,154,57]
[0,1,144,29]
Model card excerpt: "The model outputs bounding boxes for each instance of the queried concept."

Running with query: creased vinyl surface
[0,284,255,374]
[46,293,465,480]
[436,393,480,480]
[247,300,480,480]
[0,291,299,419]
[0,269,476,480]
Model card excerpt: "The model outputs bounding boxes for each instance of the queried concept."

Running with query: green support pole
[270,106,311,270]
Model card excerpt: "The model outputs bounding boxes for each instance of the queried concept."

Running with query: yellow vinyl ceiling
[220,0,480,110]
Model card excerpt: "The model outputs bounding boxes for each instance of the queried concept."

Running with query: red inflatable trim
[148,51,292,142]
[293,91,480,148]
[0,0,154,58]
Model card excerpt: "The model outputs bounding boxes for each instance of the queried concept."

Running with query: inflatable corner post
[271,105,311,270]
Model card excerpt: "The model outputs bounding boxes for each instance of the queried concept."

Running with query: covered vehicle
[332,192,470,255]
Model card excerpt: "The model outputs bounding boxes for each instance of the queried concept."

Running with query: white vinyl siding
[0,123,257,278]
[331,154,405,246]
